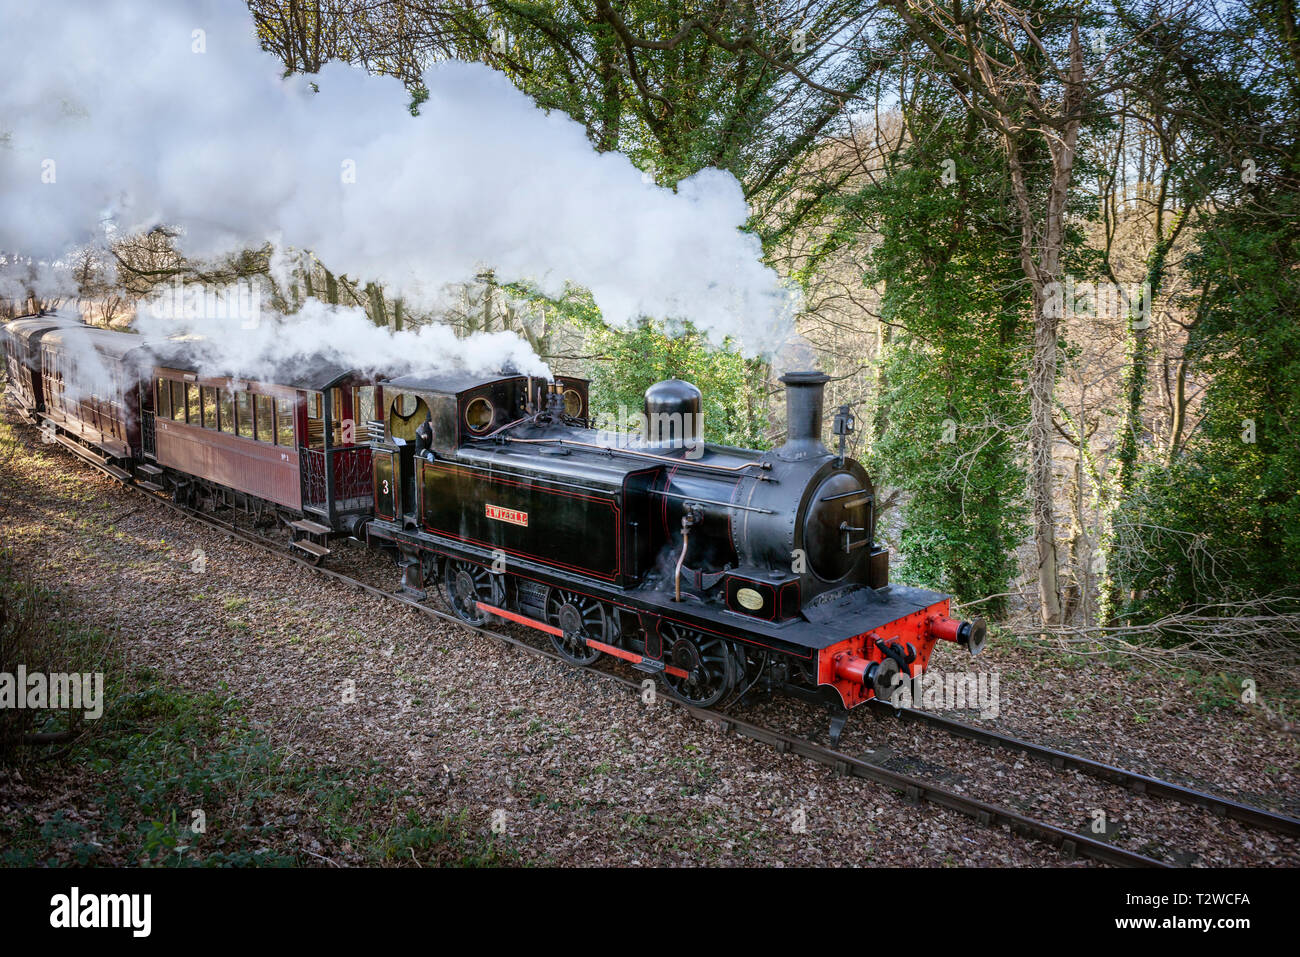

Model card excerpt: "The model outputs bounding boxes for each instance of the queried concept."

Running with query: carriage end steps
[289,518,332,536]
[290,539,330,559]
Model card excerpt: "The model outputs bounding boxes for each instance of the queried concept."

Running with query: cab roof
[381,370,526,395]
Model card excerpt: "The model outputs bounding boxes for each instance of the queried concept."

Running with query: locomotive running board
[475,602,688,678]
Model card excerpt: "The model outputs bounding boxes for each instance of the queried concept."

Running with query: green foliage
[0,672,298,867]
[498,279,769,448]
[857,116,1031,609]
[1107,2,1300,629]
[1110,194,1300,624]
[0,552,116,766]
[581,316,769,450]
[375,809,518,867]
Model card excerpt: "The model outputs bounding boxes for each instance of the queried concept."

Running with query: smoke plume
[0,0,798,367]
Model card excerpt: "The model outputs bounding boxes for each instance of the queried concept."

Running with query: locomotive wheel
[661,624,737,708]
[442,560,493,626]
[544,589,608,665]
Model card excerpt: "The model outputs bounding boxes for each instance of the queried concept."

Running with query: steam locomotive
[2,311,985,711]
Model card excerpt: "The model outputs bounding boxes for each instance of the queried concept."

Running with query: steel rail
[868,701,1300,837]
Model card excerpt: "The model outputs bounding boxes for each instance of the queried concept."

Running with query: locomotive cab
[370,371,533,531]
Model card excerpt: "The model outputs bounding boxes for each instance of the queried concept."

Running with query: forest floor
[0,406,1296,867]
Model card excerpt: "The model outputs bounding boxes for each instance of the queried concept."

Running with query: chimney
[778,370,830,460]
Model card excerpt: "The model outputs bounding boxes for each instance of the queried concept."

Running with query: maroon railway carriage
[0,315,160,480]
[144,353,379,557]
[1,313,378,560]
[39,324,154,467]
[1,315,71,417]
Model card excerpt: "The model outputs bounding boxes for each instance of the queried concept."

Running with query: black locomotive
[366,366,986,709]
[2,311,986,712]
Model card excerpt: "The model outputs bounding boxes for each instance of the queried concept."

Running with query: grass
[1178,668,1255,714]
[0,554,523,867]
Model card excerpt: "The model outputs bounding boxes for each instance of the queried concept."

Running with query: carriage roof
[152,345,359,392]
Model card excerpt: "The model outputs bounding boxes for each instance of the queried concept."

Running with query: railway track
[31,427,1300,867]
[867,702,1300,838]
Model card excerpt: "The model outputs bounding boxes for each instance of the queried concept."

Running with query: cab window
[388,392,430,442]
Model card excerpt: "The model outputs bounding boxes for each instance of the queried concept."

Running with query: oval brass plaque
[736,587,765,611]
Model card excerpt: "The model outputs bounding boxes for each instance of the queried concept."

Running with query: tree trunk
[873,317,891,442]
[1166,355,1188,461]
[366,282,387,328]
[1101,205,1188,618]
[1028,290,1064,625]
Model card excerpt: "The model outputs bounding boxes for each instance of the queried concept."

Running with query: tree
[850,92,1031,609]
[1108,0,1300,629]
[882,0,1109,624]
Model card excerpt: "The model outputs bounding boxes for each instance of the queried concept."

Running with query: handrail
[486,435,771,474]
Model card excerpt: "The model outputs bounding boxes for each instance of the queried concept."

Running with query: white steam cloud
[133,298,551,382]
[0,0,798,371]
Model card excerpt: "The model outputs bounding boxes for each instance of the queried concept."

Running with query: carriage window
[170,381,186,421]
[354,386,375,430]
[465,396,493,433]
[236,391,254,439]
[276,397,295,446]
[330,387,345,446]
[218,388,235,434]
[201,387,217,429]
[157,378,170,418]
[186,383,200,424]
[306,392,319,419]
[255,394,274,443]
